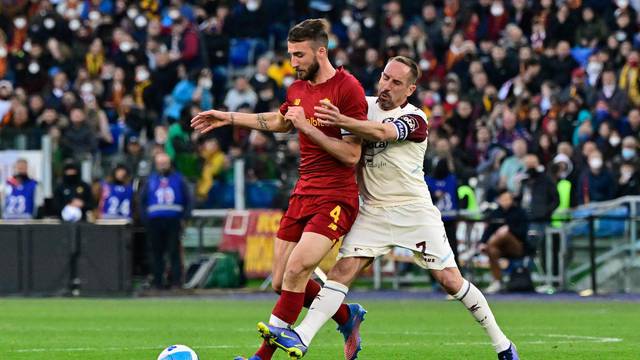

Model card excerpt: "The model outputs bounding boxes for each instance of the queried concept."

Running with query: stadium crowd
[1,0,639,222]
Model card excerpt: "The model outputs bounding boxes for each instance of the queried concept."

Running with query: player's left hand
[314,99,345,126]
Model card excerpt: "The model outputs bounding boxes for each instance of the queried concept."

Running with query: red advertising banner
[220,209,341,279]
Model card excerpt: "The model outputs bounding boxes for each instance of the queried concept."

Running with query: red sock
[304,279,351,326]
[272,290,305,325]
[255,340,276,360]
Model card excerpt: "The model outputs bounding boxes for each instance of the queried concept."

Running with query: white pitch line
[7,333,623,353]
[10,345,242,353]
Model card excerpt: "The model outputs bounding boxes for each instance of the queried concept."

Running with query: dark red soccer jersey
[279,67,367,197]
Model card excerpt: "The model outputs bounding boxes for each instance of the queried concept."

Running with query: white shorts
[338,202,457,270]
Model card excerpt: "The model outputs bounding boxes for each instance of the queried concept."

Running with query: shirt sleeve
[392,113,428,142]
[336,76,368,136]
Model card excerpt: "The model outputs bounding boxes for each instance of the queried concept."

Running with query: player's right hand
[190,109,230,134]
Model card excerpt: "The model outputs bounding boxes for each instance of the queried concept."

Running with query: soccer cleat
[233,357,261,360]
[337,303,367,360]
[257,322,307,359]
[498,343,520,360]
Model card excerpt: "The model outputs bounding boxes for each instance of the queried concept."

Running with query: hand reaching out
[191,109,231,134]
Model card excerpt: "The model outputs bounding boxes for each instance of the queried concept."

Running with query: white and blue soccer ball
[157,345,199,360]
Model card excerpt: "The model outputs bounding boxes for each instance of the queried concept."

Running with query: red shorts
[277,194,359,243]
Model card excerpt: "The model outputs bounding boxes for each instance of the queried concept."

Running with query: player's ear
[406,84,417,97]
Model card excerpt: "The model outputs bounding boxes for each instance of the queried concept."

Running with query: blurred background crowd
[1,0,639,220]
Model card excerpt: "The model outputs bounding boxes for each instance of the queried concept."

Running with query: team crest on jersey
[293,98,301,105]
[399,114,419,131]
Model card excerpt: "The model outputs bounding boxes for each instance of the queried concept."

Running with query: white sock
[269,314,289,328]
[295,280,349,346]
[453,279,511,353]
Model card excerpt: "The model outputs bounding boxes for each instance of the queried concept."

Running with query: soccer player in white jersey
[259,56,519,360]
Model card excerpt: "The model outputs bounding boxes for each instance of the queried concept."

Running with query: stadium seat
[246,180,281,208]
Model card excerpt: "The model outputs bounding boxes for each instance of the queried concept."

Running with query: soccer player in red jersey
[191,19,368,360]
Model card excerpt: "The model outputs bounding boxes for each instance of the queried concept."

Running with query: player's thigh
[276,195,307,243]
[498,232,525,258]
[390,203,457,271]
[271,238,297,292]
[339,203,393,259]
[303,195,359,243]
[285,231,336,277]
[327,256,373,287]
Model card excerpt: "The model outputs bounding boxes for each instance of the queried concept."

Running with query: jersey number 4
[328,205,341,231]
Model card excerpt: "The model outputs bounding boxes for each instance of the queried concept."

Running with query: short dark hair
[287,18,329,48]
[388,56,421,84]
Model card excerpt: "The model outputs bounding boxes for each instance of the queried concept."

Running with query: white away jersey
[358,96,432,207]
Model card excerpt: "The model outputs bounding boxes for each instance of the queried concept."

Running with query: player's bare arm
[315,99,397,142]
[286,105,361,167]
[190,109,293,134]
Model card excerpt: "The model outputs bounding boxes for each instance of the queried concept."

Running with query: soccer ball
[157,345,199,360]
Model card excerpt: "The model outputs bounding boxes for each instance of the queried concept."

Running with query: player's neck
[309,63,336,86]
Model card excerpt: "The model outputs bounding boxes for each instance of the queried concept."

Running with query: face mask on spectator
[14,17,27,29]
[0,47,6,58]
[445,93,458,104]
[135,15,147,28]
[136,70,150,82]
[246,0,259,11]
[622,148,636,160]
[127,7,139,19]
[610,136,621,147]
[14,173,28,182]
[490,3,504,16]
[621,168,634,179]
[328,39,337,50]
[589,157,603,170]
[587,61,602,75]
[44,18,55,30]
[120,41,133,53]
[28,62,40,74]
[69,19,81,31]
[200,78,212,89]
[341,15,353,26]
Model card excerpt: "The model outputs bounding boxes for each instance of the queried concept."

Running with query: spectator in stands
[196,137,227,207]
[250,57,279,113]
[140,152,191,290]
[616,162,640,197]
[619,108,640,137]
[519,154,559,244]
[0,80,12,125]
[244,130,278,181]
[121,136,151,180]
[59,106,97,161]
[1,158,38,219]
[224,76,257,112]
[166,105,201,182]
[615,136,640,169]
[499,138,527,193]
[577,150,615,204]
[97,164,134,220]
[54,161,94,222]
[479,190,529,294]
[596,69,628,121]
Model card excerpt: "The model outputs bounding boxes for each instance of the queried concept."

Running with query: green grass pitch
[1,297,639,359]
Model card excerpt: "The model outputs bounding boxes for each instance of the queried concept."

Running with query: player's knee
[284,260,314,282]
[440,273,463,294]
